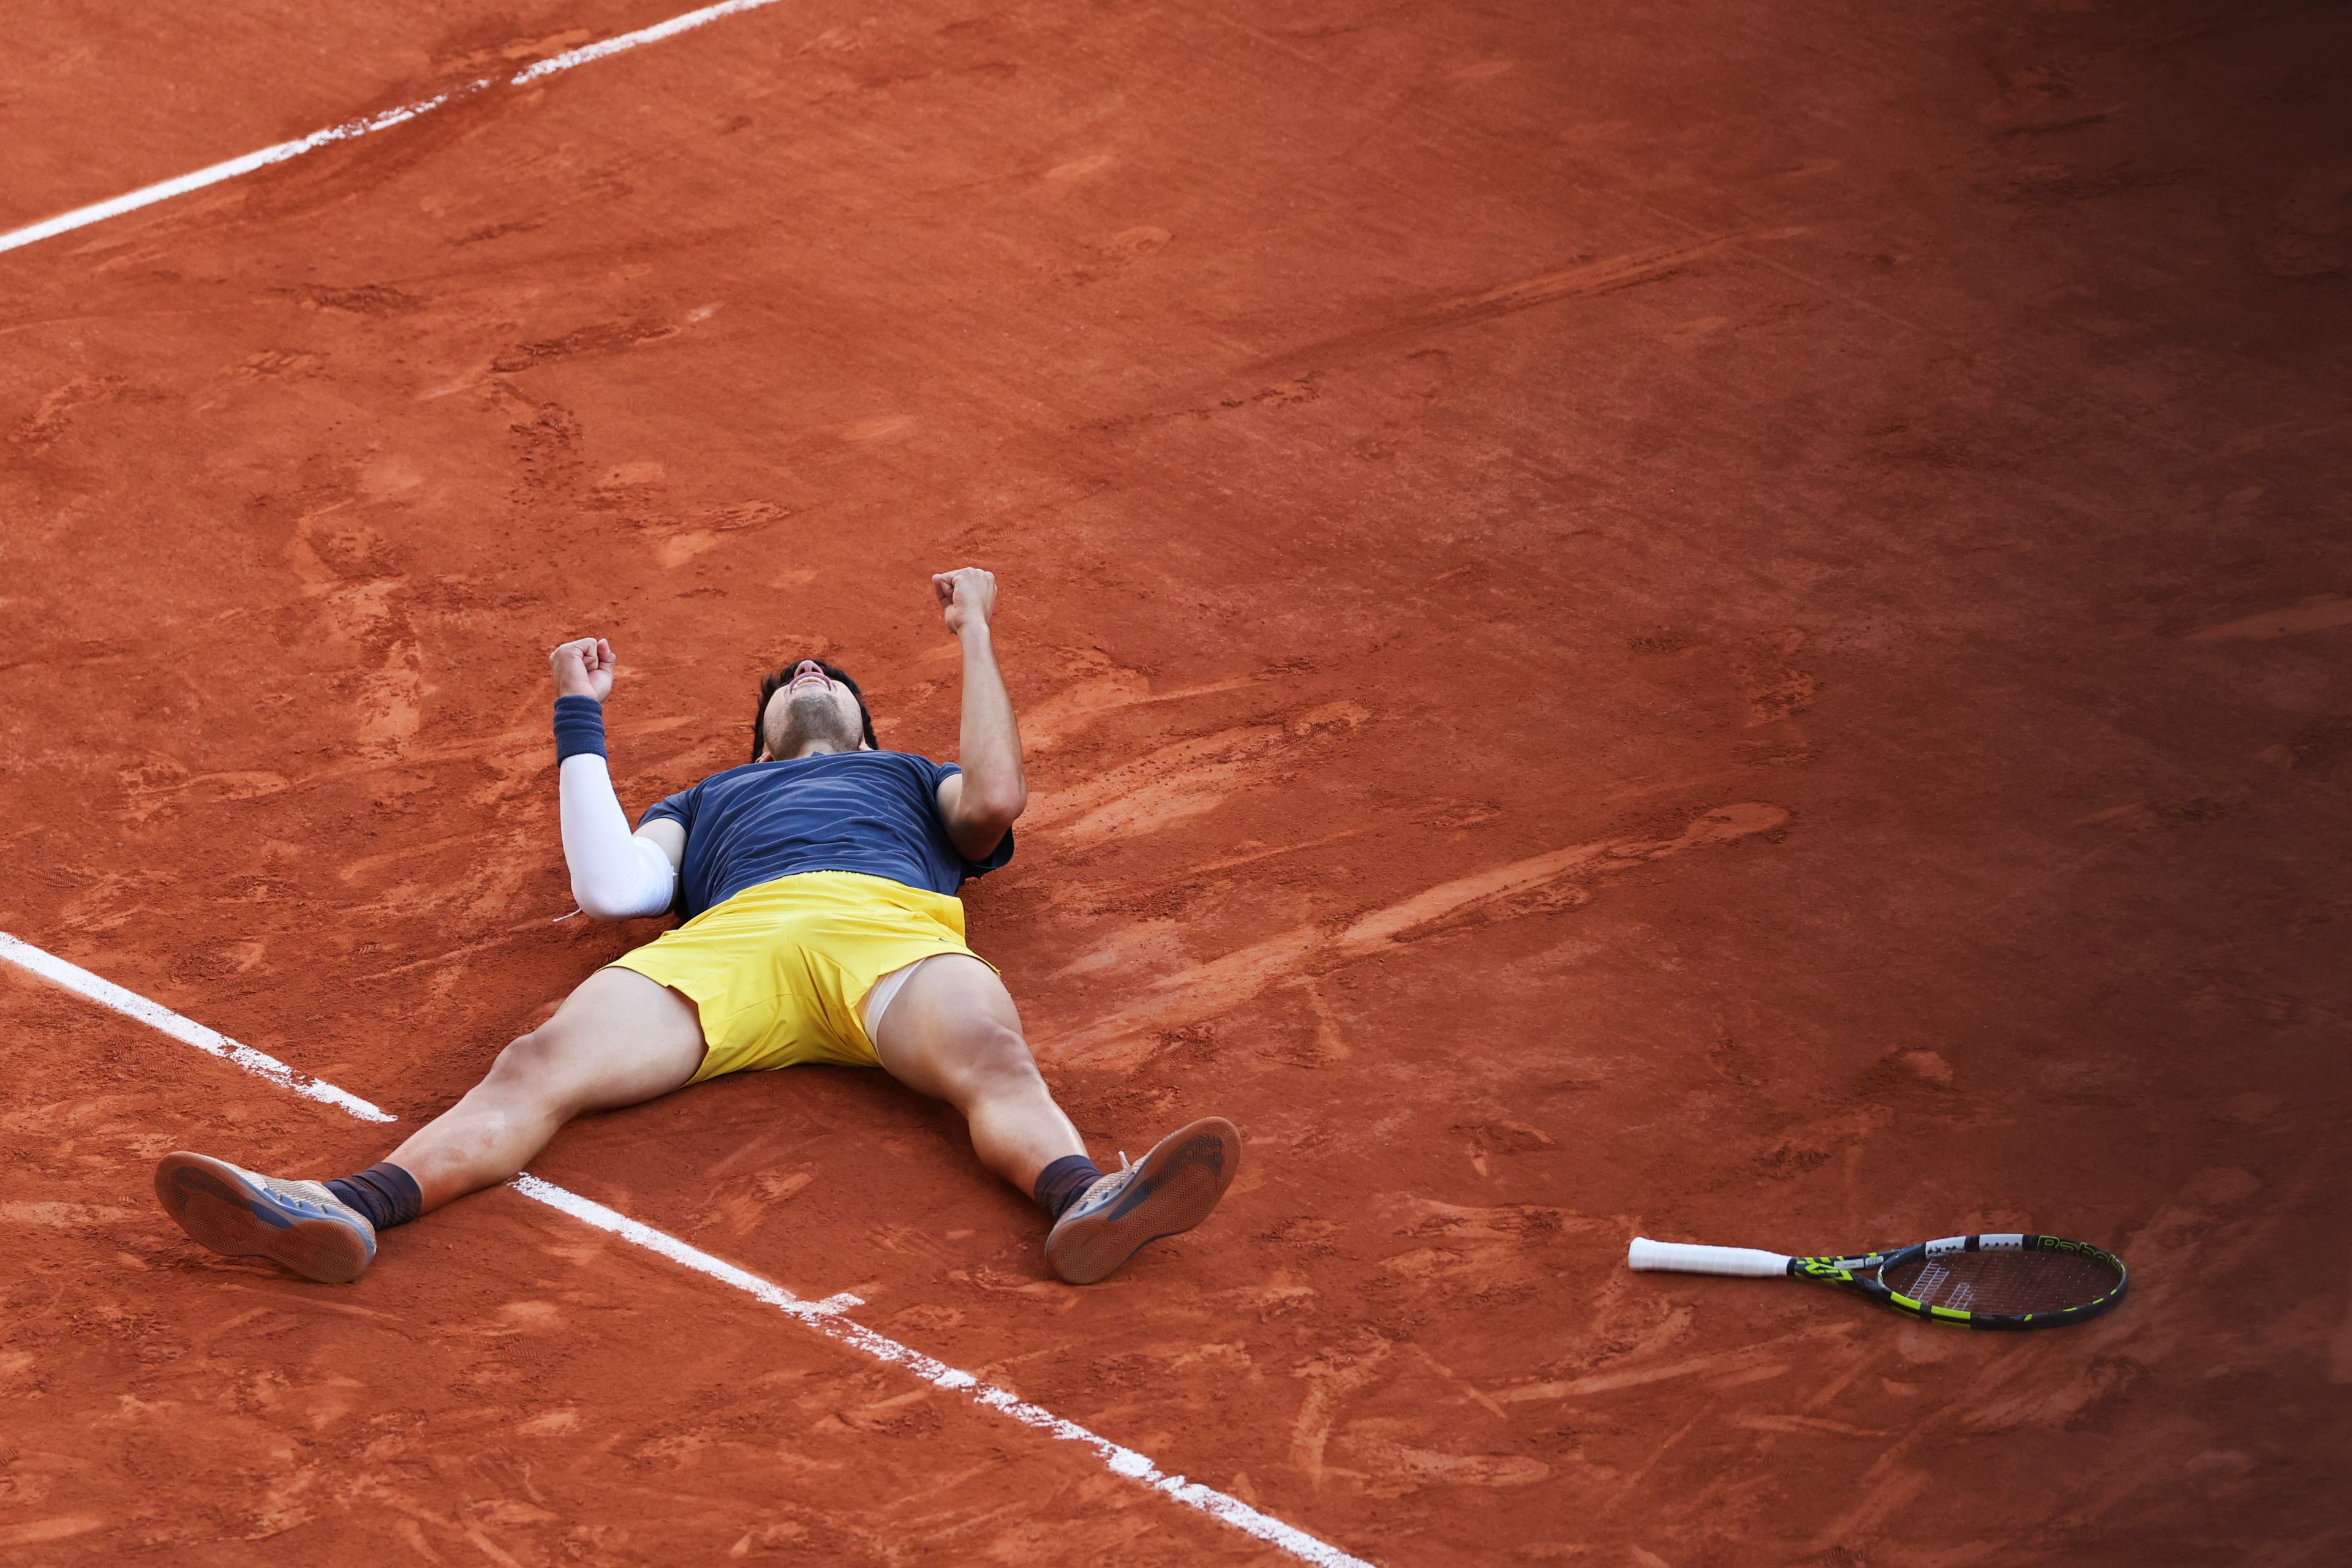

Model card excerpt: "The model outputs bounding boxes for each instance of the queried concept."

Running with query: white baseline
[0,932,394,1122]
[0,0,791,257]
[0,930,1375,1568]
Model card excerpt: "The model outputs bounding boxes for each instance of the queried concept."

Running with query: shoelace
[254,1173,344,1222]
[266,1186,330,1218]
[1069,1153,1137,1216]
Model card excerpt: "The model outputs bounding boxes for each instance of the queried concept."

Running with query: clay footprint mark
[492,318,678,372]
[640,500,791,568]
[288,284,423,315]
[12,375,126,449]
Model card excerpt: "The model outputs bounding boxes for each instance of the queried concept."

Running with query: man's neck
[763,741,866,761]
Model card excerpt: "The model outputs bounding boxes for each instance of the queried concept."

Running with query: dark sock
[326,1162,424,1232]
[1033,1155,1104,1221]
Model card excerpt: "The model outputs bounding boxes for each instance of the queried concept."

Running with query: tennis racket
[1627,1232,2127,1330]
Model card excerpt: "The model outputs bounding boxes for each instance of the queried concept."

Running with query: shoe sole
[153,1151,374,1284]
[1046,1117,1241,1285]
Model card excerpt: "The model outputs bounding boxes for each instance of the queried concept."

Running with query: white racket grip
[1627,1237,1793,1277]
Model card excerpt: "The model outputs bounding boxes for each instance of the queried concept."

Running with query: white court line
[513,1177,1378,1567]
[0,0,791,258]
[0,932,395,1122]
[0,930,1376,1568]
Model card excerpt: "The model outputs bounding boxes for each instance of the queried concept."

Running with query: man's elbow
[965,785,1025,831]
[570,875,638,922]
[570,852,676,921]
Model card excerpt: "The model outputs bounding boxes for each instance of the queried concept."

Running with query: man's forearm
[554,695,676,920]
[956,624,1026,822]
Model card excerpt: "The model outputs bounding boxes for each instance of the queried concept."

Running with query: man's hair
[752,658,879,760]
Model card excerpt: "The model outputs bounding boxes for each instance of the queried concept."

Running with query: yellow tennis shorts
[608,870,990,1082]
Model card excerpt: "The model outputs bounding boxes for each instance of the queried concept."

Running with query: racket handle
[1627,1237,1793,1277]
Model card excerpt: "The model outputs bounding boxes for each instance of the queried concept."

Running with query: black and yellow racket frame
[1792,1232,2129,1330]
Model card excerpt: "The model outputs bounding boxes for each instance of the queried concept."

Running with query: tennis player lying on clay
[154,567,1239,1286]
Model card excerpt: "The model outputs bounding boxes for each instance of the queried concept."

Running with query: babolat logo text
[2037,1236,2101,1256]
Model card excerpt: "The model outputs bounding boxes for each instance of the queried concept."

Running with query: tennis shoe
[154,1150,378,1284]
[1044,1117,1240,1285]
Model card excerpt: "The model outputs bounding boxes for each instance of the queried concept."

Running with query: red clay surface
[4,1,2348,1563]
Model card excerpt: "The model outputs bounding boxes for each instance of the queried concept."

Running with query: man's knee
[484,1025,575,1095]
[956,1022,1046,1100]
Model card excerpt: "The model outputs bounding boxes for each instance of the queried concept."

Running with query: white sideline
[0,930,1376,1568]
[512,1177,1378,1567]
[0,0,791,257]
[0,932,395,1122]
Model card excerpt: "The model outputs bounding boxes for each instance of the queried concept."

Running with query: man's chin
[774,723,861,758]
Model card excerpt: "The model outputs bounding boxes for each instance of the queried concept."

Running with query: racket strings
[1880,1250,2120,1315]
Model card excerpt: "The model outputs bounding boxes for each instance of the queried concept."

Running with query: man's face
[761,660,867,758]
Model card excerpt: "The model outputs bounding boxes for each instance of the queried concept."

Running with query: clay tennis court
[4,0,2348,1561]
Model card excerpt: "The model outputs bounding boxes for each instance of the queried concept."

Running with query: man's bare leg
[386,966,706,1208]
[155,967,705,1281]
[869,954,1084,1192]
[872,955,1238,1283]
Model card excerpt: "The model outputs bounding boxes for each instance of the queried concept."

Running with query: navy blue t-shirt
[637,751,1014,921]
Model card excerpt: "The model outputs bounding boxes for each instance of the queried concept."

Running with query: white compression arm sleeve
[559,753,677,919]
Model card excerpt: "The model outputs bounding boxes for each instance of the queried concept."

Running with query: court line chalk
[0,929,1378,1568]
[0,931,396,1122]
[0,0,791,258]
[512,1175,1380,1568]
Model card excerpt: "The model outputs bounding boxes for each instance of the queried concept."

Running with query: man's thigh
[526,965,708,1113]
[869,954,1027,1100]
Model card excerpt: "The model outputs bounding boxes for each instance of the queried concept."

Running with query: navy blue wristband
[552,694,607,763]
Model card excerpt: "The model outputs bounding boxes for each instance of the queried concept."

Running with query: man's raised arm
[549,637,682,921]
[930,568,1025,861]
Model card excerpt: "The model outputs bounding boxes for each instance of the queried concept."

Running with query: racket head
[1858,1234,2128,1329]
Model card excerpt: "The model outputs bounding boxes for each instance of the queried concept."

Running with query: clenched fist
[549,637,617,701]
[932,568,997,638]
